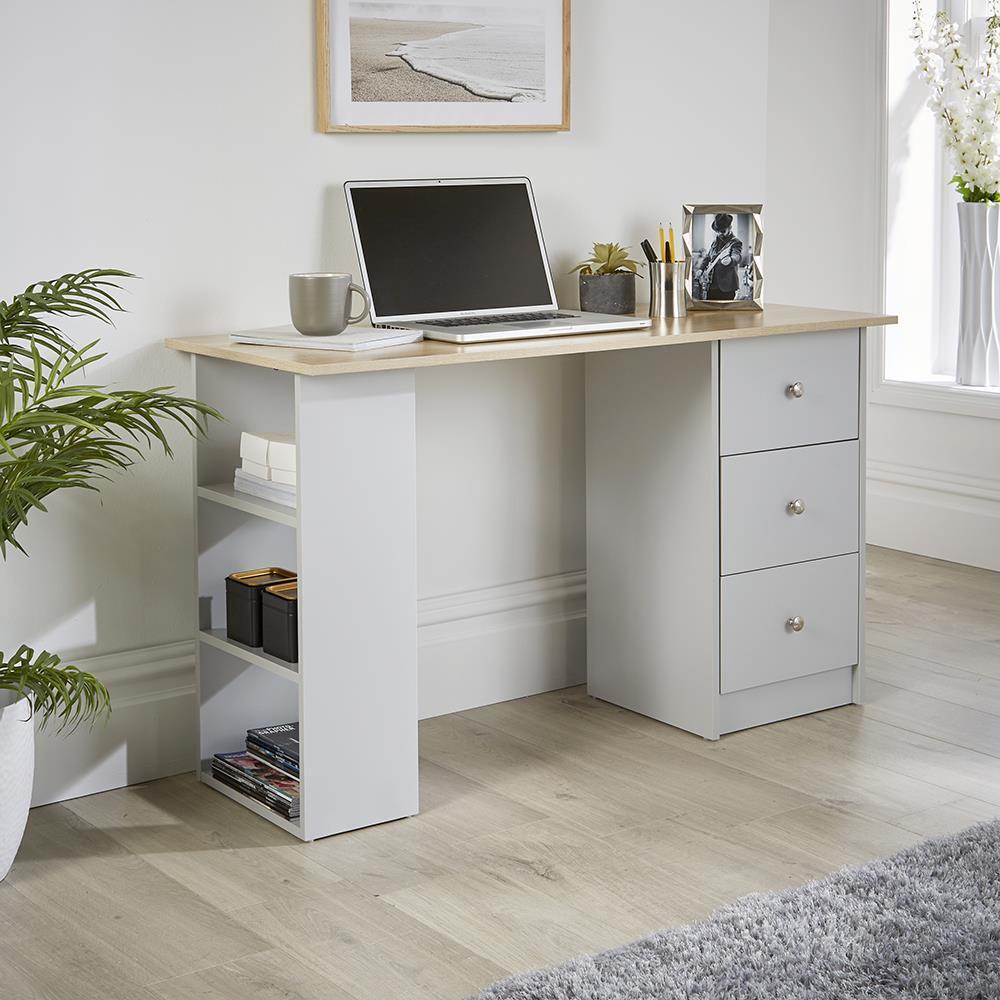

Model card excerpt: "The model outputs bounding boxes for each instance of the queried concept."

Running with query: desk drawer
[721,440,859,575]
[720,329,859,455]
[720,554,859,694]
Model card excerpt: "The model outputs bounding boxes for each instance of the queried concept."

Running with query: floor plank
[6,804,269,986]
[1,545,997,999]
[864,678,1000,758]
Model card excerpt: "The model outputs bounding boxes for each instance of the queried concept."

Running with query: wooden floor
[2,546,999,1000]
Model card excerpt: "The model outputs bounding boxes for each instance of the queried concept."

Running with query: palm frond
[0,270,221,555]
[0,269,133,335]
[0,268,224,735]
[0,645,111,732]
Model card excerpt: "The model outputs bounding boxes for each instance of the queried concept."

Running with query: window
[883,0,1000,402]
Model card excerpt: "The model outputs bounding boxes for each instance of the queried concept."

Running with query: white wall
[866,1,1000,572]
[763,1,1000,572]
[867,403,1000,571]
[764,0,882,313]
[2,1,771,804]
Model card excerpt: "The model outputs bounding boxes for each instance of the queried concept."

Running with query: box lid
[265,581,298,601]
[227,567,296,588]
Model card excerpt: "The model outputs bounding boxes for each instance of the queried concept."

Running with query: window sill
[871,374,1000,420]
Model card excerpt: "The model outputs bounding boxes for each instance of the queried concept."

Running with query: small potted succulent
[571,242,643,315]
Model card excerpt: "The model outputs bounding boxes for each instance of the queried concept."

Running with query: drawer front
[720,329,859,455]
[720,554,859,694]
[721,440,859,576]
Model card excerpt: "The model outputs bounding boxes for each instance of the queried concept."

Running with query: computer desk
[168,303,896,841]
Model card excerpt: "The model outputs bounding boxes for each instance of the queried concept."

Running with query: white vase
[0,694,34,881]
[957,201,1000,387]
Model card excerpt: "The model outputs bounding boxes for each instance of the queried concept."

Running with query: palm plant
[0,269,219,731]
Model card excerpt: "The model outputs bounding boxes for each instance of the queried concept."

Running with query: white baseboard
[32,641,198,807]
[418,570,587,719]
[32,572,587,804]
[867,459,1000,571]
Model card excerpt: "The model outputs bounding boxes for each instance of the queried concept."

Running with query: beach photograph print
[318,0,569,131]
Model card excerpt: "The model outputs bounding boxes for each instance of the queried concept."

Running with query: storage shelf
[199,765,302,838]
[198,483,297,527]
[199,628,300,682]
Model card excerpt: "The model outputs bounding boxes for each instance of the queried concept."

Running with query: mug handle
[348,282,370,324]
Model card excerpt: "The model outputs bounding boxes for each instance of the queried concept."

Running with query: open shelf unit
[199,762,301,834]
[198,628,299,682]
[197,483,296,526]
[190,355,418,842]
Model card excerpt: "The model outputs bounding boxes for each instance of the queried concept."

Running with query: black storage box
[262,581,298,663]
[225,568,296,647]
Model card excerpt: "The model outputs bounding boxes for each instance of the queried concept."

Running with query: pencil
[659,223,666,263]
[668,224,678,264]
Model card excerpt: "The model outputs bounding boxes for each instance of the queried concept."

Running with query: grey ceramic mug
[289,273,370,336]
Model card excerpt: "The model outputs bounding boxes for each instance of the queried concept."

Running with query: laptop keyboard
[424,312,577,328]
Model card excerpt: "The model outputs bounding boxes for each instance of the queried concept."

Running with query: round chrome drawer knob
[786,498,806,515]
[786,616,806,632]
[786,381,805,399]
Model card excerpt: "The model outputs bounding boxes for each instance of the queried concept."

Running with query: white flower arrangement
[913,0,1000,202]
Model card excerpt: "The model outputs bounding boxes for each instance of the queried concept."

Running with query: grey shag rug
[471,820,1000,999]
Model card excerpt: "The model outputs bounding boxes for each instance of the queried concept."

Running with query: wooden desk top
[166,304,897,377]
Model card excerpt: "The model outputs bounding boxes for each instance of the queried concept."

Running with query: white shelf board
[199,628,300,682]
[197,483,297,527]
[199,766,303,839]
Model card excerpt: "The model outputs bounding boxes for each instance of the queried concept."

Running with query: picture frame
[682,204,763,311]
[316,0,571,133]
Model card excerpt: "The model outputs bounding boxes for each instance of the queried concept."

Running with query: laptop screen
[347,180,557,320]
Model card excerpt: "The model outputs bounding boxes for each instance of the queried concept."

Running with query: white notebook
[231,325,423,352]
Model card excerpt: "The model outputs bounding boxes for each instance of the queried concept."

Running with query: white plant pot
[0,694,34,881]
[957,201,1000,387]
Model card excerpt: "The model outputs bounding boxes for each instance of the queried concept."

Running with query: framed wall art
[316,0,571,133]
[683,204,763,311]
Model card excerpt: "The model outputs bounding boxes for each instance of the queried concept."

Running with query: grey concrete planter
[578,271,636,315]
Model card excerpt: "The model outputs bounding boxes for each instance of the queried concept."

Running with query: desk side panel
[296,370,419,839]
[856,327,867,704]
[585,343,720,739]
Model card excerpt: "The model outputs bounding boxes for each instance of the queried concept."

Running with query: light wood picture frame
[316,0,570,133]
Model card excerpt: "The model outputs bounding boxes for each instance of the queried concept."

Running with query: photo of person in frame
[690,211,754,302]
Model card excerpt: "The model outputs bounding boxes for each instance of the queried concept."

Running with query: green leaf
[0,269,228,730]
[0,644,110,732]
[0,268,221,555]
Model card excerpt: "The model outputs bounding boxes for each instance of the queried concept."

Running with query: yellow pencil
[658,223,666,262]
[668,223,678,264]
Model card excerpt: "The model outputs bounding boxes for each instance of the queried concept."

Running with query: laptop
[344,177,652,344]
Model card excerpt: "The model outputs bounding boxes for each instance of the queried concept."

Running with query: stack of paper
[234,432,296,507]
[231,325,423,352]
[233,468,295,508]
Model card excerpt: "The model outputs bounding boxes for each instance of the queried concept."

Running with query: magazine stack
[211,722,300,820]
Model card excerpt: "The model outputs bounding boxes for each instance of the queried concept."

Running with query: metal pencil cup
[648,260,687,319]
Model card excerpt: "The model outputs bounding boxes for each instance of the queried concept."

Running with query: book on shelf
[211,768,299,819]
[246,741,299,778]
[247,722,300,762]
[212,751,300,818]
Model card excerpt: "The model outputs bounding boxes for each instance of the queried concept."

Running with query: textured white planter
[957,201,1000,387]
[0,694,34,881]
